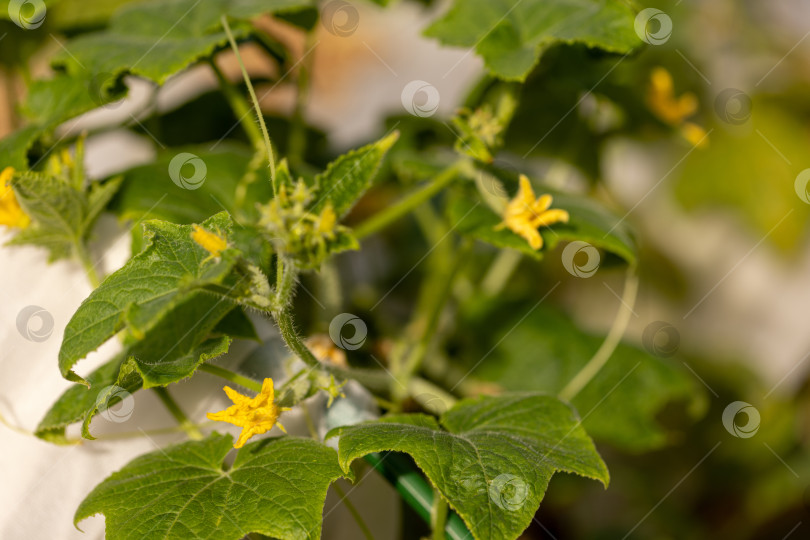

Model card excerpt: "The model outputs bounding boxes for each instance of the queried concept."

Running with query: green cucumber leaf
[58,212,236,384]
[211,306,259,341]
[35,356,125,444]
[52,0,314,85]
[8,172,123,261]
[81,335,231,440]
[75,433,350,540]
[330,393,608,540]
[425,0,640,81]
[39,291,236,441]
[312,131,399,217]
[0,74,128,170]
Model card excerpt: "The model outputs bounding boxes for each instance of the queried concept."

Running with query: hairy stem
[353,162,463,240]
[558,266,639,401]
[152,387,203,440]
[221,15,277,194]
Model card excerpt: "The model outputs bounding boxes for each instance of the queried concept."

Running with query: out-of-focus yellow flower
[647,67,708,148]
[495,175,569,250]
[306,334,347,368]
[190,224,227,258]
[207,378,291,449]
[680,122,709,149]
[0,167,30,229]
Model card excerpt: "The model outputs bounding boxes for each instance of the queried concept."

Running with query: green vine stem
[353,161,464,240]
[558,265,639,401]
[480,249,522,297]
[393,238,472,400]
[152,387,204,440]
[199,363,263,393]
[431,489,449,540]
[74,241,101,288]
[221,14,277,194]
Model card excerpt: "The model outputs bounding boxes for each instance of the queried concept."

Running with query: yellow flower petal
[190,224,227,258]
[496,175,568,251]
[647,67,696,126]
[680,122,709,148]
[207,377,287,448]
[0,167,30,229]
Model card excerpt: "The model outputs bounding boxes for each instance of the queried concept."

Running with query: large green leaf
[0,74,128,169]
[75,433,351,540]
[9,171,123,261]
[52,0,313,84]
[330,394,608,540]
[38,292,236,442]
[425,0,640,80]
[58,212,236,384]
[311,131,399,217]
[475,306,704,451]
[0,124,43,170]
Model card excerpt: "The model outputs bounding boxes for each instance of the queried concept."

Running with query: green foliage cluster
[1,1,732,539]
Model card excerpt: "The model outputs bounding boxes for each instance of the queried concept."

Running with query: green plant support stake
[363,452,471,540]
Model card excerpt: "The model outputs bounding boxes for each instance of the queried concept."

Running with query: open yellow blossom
[0,167,30,229]
[647,67,708,148]
[647,67,697,126]
[207,378,291,449]
[191,224,227,258]
[495,175,569,250]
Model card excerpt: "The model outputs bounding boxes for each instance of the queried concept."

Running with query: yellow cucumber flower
[207,378,291,449]
[495,175,569,250]
[0,167,30,229]
[647,67,708,148]
[191,224,228,258]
